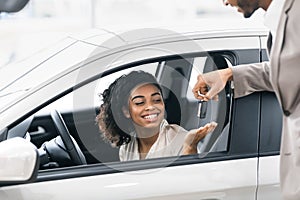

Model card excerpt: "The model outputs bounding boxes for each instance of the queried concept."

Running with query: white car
[0,21,282,199]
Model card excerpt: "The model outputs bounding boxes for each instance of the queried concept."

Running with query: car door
[256,38,282,200]
[0,31,265,200]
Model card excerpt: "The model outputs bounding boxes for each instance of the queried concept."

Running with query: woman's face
[126,83,165,129]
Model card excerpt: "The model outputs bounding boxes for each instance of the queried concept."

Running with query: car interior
[5,51,234,170]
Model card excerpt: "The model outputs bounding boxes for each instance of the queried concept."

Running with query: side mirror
[0,137,39,185]
[0,0,29,13]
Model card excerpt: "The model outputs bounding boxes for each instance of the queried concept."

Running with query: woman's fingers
[197,122,217,133]
[182,122,217,155]
[185,122,218,146]
[206,121,218,133]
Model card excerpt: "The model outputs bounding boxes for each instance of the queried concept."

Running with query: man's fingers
[204,90,219,101]
[192,74,209,100]
[194,69,231,101]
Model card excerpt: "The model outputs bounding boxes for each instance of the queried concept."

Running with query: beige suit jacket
[231,0,300,199]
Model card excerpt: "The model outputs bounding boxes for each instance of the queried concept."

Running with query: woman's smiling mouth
[143,113,159,121]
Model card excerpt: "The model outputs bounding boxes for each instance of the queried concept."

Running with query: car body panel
[257,156,281,200]
[0,24,282,199]
[0,158,257,200]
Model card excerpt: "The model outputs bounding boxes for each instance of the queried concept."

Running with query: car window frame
[33,49,261,182]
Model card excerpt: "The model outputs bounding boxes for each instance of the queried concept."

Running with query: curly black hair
[96,70,162,147]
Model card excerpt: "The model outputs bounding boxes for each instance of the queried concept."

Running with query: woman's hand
[182,122,217,155]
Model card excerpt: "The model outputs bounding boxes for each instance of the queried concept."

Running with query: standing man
[193,0,300,199]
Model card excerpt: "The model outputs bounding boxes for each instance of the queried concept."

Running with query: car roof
[70,18,268,46]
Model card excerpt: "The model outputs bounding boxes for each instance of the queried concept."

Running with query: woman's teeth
[144,114,157,119]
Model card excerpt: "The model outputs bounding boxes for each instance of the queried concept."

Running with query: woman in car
[96,70,216,161]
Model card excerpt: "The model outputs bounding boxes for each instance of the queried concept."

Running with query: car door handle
[29,126,46,136]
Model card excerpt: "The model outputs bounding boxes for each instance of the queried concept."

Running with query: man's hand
[192,68,233,101]
[182,122,217,155]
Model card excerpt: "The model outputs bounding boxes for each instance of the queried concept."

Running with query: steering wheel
[50,110,86,165]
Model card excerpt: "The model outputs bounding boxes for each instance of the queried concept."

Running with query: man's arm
[232,61,273,98]
[193,61,274,101]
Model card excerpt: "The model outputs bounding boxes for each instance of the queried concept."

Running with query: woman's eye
[134,102,144,106]
[153,98,162,103]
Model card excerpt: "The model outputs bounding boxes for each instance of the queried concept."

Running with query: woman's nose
[145,102,155,110]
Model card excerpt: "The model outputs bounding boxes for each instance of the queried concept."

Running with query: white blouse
[119,119,188,161]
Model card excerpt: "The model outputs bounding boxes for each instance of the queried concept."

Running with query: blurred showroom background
[0,0,265,68]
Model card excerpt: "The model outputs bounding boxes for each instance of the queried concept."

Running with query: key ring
[197,91,205,97]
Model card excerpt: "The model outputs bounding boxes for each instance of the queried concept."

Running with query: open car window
[7,52,233,170]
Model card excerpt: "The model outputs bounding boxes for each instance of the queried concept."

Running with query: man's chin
[243,10,256,18]
[243,14,252,18]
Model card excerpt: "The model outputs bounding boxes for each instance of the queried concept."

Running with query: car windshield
[0,37,99,112]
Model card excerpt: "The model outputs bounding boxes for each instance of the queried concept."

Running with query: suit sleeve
[231,61,274,98]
